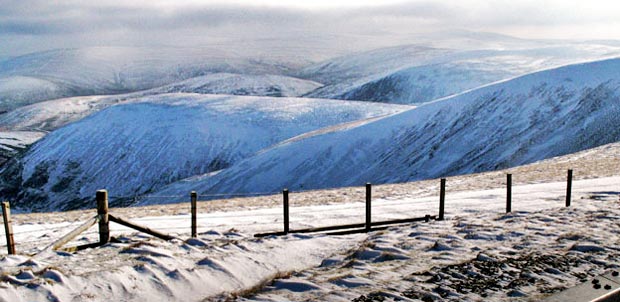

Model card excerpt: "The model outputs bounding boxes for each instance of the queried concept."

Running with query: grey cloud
[0,2,310,35]
[1,1,616,36]
[0,0,619,58]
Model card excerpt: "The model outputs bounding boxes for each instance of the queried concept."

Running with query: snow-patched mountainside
[0,73,323,133]
[0,131,45,165]
[0,47,299,110]
[0,74,324,165]
[0,94,409,211]
[301,45,620,104]
[0,76,67,110]
[0,95,113,132]
[155,58,620,197]
[298,45,455,86]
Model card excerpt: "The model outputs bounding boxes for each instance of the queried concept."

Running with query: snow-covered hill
[298,45,455,86]
[142,73,322,97]
[0,94,409,211]
[0,95,113,132]
[155,58,620,197]
[0,74,323,165]
[301,45,620,104]
[0,47,300,110]
[0,73,322,133]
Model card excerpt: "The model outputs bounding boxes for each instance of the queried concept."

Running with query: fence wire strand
[197,191,280,198]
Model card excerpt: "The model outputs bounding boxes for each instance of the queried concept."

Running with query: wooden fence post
[191,191,197,238]
[1,202,15,255]
[96,190,109,244]
[365,183,372,232]
[283,189,289,234]
[506,174,512,213]
[439,178,446,220]
[566,169,573,207]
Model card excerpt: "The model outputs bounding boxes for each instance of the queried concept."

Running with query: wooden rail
[109,215,176,241]
[255,215,436,238]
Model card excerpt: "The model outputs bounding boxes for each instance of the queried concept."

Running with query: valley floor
[1,142,619,301]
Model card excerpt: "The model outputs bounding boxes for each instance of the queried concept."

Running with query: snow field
[1,176,619,301]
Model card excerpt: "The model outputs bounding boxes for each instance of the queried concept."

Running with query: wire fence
[104,190,282,207]
[0,169,582,255]
[0,186,319,253]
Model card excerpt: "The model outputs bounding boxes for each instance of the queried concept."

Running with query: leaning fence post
[191,191,197,238]
[96,190,110,244]
[506,174,512,213]
[439,178,446,220]
[566,169,573,207]
[1,202,15,255]
[283,189,289,234]
[365,183,372,232]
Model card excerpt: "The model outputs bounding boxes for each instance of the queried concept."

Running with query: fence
[1,169,577,256]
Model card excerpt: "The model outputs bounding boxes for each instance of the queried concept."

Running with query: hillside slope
[142,73,322,97]
[0,47,299,110]
[0,94,408,211]
[156,58,620,196]
[301,45,620,104]
[0,72,324,133]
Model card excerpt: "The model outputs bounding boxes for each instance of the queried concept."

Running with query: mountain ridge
[153,57,620,198]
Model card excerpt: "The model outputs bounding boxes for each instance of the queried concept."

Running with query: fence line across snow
[1,169,581,255]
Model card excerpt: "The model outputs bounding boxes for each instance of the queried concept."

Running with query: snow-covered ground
[1,172,618,301]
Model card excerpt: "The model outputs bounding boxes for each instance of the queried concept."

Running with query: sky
[1,0,620,59]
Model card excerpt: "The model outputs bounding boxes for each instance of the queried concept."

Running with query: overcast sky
[1,0,620,59]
